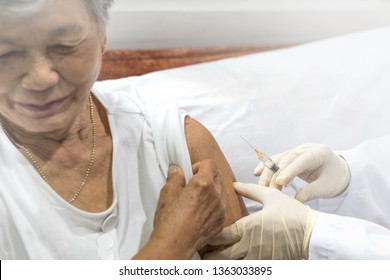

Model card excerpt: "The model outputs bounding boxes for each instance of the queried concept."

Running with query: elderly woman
[0,0,246,259]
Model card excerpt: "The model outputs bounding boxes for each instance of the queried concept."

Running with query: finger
[154,165,186,226]
[253,162,265,176]
[207,223,240,246]
[213,168,226,206]
[203,243,246,260]
[192,159,218,175]
[191,161,202,174]
[205,221,247,260]
[276,152,323,185]
[258,168,274,186]
[203,250,231,260]
[275,152,299,170]
[233,182,271,204]
[271,153,299,188]
[191,160,220,191]
[213,164,223,193]
[189,160,226,210]
[164,164,185,191]
[294,181,320,203]
[192,160,217,177]
[268,173,283,190]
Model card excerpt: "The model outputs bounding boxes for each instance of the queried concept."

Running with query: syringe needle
[240,135,255,150]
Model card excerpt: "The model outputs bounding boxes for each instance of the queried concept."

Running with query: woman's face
[0,0,106,135]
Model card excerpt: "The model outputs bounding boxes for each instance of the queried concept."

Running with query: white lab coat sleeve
[315,134,390,229]
[309,212,390,259]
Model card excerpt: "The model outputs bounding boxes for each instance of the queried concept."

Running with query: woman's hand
[133,160,226,259]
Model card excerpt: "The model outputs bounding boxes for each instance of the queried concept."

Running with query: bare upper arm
[184,116,248,227]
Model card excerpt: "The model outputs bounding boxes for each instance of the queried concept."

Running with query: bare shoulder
[184,116,248,226]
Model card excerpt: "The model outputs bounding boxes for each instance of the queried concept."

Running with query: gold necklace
[0,94,96,203]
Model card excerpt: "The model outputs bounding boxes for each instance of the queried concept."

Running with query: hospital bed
[97,26,390,209]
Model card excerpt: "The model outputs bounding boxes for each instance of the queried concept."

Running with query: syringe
[240,136,301,192]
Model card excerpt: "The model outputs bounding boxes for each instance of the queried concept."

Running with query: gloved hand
[254,143,351,203]
[204,182,319,260]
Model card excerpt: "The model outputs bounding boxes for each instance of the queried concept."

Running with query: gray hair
[0,0,114,28]
[87,0,114,28]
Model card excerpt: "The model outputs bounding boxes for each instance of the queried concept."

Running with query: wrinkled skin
[133,160,227,259]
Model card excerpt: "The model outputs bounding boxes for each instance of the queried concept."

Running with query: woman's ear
[101,33,107,54]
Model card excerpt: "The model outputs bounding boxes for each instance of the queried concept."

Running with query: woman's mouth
[16,96,70,114]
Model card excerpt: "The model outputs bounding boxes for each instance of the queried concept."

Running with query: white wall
[106,0,390,49]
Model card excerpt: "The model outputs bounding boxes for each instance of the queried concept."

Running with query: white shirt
[0,78,192,259]
[309,134,390,259]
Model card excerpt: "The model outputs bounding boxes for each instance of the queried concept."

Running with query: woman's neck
[1,100,94,161]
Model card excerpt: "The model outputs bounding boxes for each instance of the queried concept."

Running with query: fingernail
[253,165,263,176]
[168,164,178,175]
[275,176,285,185]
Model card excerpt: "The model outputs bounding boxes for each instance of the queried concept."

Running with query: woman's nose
[21,55,59,92]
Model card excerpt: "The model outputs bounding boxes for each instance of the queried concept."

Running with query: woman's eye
[0,51,23,61]
[50,45,77,54]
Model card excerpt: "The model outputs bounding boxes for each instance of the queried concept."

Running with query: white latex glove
[254,143,351,203]
[204,182,319,260]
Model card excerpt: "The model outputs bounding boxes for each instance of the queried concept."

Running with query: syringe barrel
[264,158,279,173]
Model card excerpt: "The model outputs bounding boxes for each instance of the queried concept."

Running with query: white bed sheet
[104,26,390,207]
